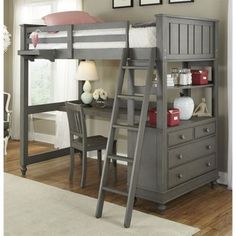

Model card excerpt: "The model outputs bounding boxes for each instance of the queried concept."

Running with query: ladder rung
[122,65,148,70]
[117,94,144,101]
[108,154,134,163]
[113,124,138,131]
[102,187,128,196]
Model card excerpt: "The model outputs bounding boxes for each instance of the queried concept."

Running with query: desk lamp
[75,60,98,105]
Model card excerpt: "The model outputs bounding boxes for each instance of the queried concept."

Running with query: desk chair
[66,102,117,188]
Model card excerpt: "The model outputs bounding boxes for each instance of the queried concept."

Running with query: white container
[186,69,192,85]
[179,73,188,85]
[174,95,194,120]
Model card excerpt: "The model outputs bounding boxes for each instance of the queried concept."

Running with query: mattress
[29,26,156,49]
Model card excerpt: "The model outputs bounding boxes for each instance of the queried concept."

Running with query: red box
[167,108,180,127]
[191,70,208,85]
[148,108,157,125]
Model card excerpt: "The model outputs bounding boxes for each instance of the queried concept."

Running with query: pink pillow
[42,11,103,26]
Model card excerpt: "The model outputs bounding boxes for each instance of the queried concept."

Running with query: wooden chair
[66,102,117,188]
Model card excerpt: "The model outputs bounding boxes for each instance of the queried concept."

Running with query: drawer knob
[178,173,183,179]
[179,134,185,140]
[207,145,212,150]
[204,128,210,133]
[206,162,211,167]
[178,154,183,160]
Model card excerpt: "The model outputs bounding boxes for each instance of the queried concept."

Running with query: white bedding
[29,26,156,49]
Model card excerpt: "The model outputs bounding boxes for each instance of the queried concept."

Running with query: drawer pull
[206,162,211,167]
[178,154,183,160]
[178,173,183,179]
[204,128,210,133]
[207,145,212,150]
[179,135,185,140]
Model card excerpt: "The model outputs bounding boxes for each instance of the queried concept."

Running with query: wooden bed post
[20,24,29,176]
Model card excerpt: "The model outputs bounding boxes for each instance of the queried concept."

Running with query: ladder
[95,47,156,228]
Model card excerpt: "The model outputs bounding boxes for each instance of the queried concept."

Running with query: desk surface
[60,100,142,122]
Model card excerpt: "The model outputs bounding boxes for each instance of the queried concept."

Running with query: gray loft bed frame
[18,14,218,207]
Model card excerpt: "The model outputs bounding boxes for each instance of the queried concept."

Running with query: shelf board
[146,117,216,131]
[167,82,213,90]
[167,117,216,132]
[166,58,217,62]
[18,49,56,61]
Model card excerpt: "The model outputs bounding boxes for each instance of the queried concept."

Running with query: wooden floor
[4,140,232,236]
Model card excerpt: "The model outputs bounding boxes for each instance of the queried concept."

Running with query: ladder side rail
[96,48,128,218]
[124,48,156,227]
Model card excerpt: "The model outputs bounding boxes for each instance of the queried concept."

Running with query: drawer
[168,128,194,147]
[195,122,216,139]
[168,154,216,188]
[168,137,216,168]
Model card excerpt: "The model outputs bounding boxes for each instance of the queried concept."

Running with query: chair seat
[87,135,107,150]
[72,135,107,152]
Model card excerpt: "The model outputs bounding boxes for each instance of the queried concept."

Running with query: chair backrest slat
[66,102,87,145]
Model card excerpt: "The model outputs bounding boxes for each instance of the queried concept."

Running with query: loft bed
[18,14,216,61]
[18,14,218,208]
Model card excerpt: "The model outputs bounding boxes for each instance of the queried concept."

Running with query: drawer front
[168,137,216,168]
[168,128,194,147]
[168,154,216,188]
[195,122,216,139]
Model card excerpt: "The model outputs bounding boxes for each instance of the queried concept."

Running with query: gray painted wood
[74,34,127,43]
[20,25,29,175]
[170,23,179,55]
[27,148,70,164]
[168,136,216,168]
[195,122,216,139]
[19,15,219,208]
[179,24,188,54]
[168,154,216,188]
[188,24,194,54]
[136,170,218,204]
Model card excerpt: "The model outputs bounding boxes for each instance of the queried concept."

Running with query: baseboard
[33,133,55,144]
[217,171,228,186]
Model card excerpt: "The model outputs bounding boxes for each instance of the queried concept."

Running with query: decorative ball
[174,96,194,120]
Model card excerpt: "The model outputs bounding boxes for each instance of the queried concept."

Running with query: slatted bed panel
[23,21,129,60]
[156,14,217,61]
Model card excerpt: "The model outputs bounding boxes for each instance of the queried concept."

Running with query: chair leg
[69,147,75,181]
[80,151,87,188]
[97,150,102,177]
[4,136,9,156]
[112,140,117,183]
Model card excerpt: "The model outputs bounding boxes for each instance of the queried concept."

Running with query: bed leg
[21,166,27,177]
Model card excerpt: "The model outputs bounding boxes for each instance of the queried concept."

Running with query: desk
[20,100,140,176]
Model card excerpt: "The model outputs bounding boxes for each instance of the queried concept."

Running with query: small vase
[174,93,194,120]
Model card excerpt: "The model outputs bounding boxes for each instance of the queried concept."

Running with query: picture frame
[112,0,133,8]
[139,0,162,6]
[169,0,194,4]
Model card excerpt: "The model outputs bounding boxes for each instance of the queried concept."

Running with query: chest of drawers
[128,119,218,206]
